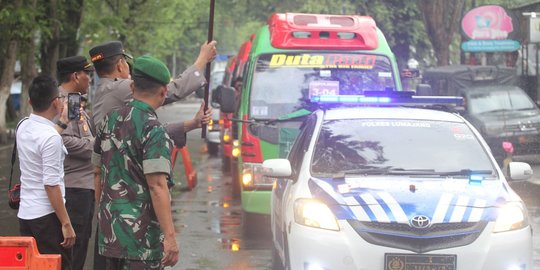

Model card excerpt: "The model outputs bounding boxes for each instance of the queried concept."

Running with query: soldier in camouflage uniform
[92,56,179,269]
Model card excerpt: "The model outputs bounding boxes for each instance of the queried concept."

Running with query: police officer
[93,55,179,269]
[89,40,216,141]
[56,56,95,270]
[89,41,214,269]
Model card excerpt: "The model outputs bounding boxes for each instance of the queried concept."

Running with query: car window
[288,114,317,180]
[311,118,495,176]
[468,88,537,114]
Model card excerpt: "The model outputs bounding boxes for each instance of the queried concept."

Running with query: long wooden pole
[202,0,215,138]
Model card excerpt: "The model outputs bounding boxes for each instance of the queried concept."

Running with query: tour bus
[223,13,403,221]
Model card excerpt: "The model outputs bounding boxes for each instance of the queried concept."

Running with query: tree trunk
[418,0,465,66]
[40,0,60,77]
[59,0,84,57]
[19,0,38,117]
[0,40,18,132]
[20,36,37,118]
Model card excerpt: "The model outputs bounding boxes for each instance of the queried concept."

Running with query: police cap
[57,56,94,74]
[89,41,133,63]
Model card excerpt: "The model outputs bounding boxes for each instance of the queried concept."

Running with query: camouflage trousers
[105,257,162,270]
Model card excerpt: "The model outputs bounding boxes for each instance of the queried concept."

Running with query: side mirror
[507,162,533,181]
[211,85,223,108]
[219,86,236,113]
[262,159,292,177]
[416,84,432,96]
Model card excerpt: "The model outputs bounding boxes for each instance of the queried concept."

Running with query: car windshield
[311,118,494,176]
[467,87,537,114]
[249,52,395,120]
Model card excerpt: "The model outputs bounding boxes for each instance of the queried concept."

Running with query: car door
[272,114,317,258]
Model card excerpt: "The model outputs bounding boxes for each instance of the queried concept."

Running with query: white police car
[264,94,533,270]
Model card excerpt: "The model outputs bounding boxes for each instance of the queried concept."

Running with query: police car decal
[307,177,508,224]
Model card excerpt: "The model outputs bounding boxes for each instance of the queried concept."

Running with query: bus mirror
[219,86,236,113]
[416,84,432,96]
[211,85,223,108]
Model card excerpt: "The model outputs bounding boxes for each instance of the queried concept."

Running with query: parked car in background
[422,65,540,164]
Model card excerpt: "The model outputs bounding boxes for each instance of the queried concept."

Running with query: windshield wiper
[232,109,312,126]
[338,167,437,176]
[480,109,511,114]
[264,109,312,125]
[434,169,493,176]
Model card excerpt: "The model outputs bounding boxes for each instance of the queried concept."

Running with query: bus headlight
[242,163,272,188]
[294,199,339,231]
[232,140,240,157]
[493,202,529,233]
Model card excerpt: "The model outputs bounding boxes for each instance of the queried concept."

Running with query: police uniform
[92,56,174,268]
[89,41,206,147]
[56,56,95,270]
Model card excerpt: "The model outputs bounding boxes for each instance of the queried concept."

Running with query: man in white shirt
[17,74,76,270]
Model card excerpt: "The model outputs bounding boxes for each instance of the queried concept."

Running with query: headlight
[493,202,529,233]
[482,124,503,137]
[294,198,339,231]
[242,163,273,188]
[232,140,240,157]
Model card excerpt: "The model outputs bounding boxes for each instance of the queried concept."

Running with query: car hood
[308,177,512,224]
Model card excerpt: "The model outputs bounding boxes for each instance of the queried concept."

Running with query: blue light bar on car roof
[310,94,463,106]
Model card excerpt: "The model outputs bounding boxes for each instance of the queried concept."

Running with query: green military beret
[133,55,171,85]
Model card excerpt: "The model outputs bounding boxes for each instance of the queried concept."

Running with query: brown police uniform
[91,66,205,147]
[56,55,96,270]
[90,42,206,147]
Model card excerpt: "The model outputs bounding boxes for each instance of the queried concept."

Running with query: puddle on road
[210,210,242,234]
[218,238,241,251]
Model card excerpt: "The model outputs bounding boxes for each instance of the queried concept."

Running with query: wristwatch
[56,120,68,129]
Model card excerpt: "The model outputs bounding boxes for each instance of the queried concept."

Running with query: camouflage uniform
[92,99,173,262]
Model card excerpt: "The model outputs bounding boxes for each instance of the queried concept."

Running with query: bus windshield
[249,52,396,119]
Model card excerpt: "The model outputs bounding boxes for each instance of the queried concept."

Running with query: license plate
[385,253,456,270]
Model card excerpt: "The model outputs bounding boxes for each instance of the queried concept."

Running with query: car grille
[504,122,540,132]
[347,220,487,253]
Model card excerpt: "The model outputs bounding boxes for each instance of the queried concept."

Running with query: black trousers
[19,212,73,270]
[65,188,95,270]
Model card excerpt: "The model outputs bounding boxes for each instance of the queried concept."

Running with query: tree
[418,0,466,66]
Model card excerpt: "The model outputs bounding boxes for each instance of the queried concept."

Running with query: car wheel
[207,142,219,156]
[242,212,271,237]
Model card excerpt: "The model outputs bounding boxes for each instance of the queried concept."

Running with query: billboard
[461,5,520,52]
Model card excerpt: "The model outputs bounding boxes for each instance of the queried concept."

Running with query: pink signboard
[461,5,514,40]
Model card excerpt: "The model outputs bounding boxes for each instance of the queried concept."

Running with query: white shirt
[17,114,67,220]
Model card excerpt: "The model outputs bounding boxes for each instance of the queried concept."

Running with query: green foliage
[80,0,208,70]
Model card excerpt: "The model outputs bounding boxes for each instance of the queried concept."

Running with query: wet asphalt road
[0,100,540,269]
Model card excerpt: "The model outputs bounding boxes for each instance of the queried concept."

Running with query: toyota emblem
[410,215,431,229]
